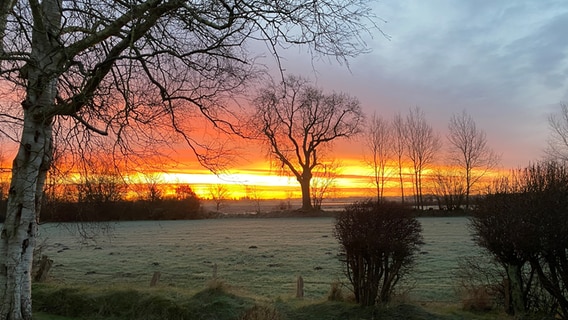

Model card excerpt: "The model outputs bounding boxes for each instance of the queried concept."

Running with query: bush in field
[472,161,568,318]
[334,201,423,306]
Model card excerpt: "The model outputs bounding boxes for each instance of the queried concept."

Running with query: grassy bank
[32,283,510,320]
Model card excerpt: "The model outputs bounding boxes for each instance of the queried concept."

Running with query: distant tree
[311,160,341,210]
[244,185,263,214]
[209,184,231,212]
[335,201,423,306]
[252,75,363,211]
[392,113,407,203]
[0,0,376,316]
[140,173,164,203]
[364,112,393,203]
[404,107,441,209]
[432,167,466,211]
[547,103,568,161]
[447,111,500,209]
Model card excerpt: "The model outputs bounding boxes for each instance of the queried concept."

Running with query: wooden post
[212,263,218,279]
[296,275,304,298]
[150,271,161,287]
[34,255,53,282]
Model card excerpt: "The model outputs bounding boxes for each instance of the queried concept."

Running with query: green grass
[32,283,513,320]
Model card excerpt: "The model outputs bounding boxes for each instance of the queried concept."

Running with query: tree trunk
[300,178,313,211]
[505,264,526,316]
[0,1,59,318]
[0,114,53,320]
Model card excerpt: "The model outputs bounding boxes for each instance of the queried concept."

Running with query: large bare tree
[447,110,500,209]
[404,107,440,209]
[0,1,375,318]
[253,75,363,211]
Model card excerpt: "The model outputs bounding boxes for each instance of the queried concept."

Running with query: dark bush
[472,161,568,318]
[334,200,423,306]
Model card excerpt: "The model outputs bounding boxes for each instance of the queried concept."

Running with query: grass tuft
[238,305,281,320]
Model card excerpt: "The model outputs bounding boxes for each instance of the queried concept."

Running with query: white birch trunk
[0,115,52,320]
[0,0,59,318]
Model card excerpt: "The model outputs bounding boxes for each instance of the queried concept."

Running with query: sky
[276,0,568,169]
[3,1,568,200]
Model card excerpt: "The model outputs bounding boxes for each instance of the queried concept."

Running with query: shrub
[334,200,423,306]
[472,161,568,317]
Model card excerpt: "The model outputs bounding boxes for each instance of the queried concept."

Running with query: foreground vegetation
[32,283,511,320]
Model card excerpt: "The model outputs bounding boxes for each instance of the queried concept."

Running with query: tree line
[334,107,568,315]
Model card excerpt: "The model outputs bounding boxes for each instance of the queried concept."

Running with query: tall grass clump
[238,305,281,320]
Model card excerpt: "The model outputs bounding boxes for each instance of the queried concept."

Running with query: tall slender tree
[447,110,500,209]
[364,112,392,203]
[0,1,376,318]
[392,113,407,203]
[404,107,440,209]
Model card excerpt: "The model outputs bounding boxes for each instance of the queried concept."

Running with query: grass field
[30,216,511,319]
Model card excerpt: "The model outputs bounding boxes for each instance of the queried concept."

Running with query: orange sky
[0,134,505,201]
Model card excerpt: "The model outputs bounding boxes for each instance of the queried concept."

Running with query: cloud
[253,1,568,167]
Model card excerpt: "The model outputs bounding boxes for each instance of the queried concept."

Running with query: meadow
[37,216,479,302]
[27,214,513,319]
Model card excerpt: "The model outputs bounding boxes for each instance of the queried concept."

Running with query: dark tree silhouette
[472,161,568,317]
[253,76,363,211]
[335,201,423,306]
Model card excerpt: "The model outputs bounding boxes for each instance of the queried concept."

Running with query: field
[28,215,508,319]
[38,217,475,301]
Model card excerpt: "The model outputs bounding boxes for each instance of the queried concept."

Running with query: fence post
[296,275,304,298]
[150,271,161,286]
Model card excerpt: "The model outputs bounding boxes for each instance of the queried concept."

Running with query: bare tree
[392,113,407,204]
[404,107,441,209]
[364,112,392,203]
[431,167,466,210]
[0,1,376,318]
[208,184,231,212]
[139,173,165,203]
[310,160,341,210]
[244,185,263,214]
[252,75,363,211]
[447,110,500,209]
[547,103,568,161]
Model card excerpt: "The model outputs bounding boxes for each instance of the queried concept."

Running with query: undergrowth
[32,283,513,320]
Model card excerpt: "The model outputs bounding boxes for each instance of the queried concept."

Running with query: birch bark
[0,0,59,318]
